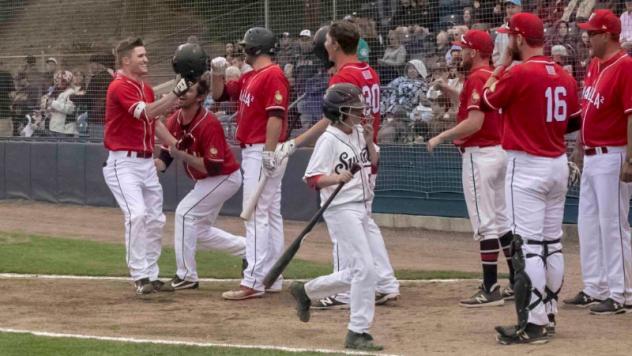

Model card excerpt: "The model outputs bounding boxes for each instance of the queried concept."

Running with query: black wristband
[158,149,173,171]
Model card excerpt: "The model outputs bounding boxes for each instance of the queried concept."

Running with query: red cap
[452,30,494,54]
[578,9,621,35]
[497,12,544,42]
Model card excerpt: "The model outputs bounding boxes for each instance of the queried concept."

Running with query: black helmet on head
[313,25,334,69]
[240,27,276,57]
[322,83,365,123]
[172,43,208,82]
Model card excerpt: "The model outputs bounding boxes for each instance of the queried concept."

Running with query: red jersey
[164,108,239,181]
[225,64,289,145]
[454,66,502,148]
[581,51,632,147]
[329,62,381,143]
[104,72,156,153]
[481,56,581,157]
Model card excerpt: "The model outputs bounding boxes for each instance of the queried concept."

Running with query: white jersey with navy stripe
[304,125,373,209]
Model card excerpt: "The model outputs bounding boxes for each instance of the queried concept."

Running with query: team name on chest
[240,91,254,107]
[582,85,604,109]
[334,148,369,174]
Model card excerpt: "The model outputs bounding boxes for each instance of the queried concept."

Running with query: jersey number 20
[544,86,567,122]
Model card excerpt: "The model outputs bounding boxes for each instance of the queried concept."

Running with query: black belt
[584,147,608,156]
[126,151,153,159]
[526,238,561,245]
[239,143,255,148]
[458,144,498,154]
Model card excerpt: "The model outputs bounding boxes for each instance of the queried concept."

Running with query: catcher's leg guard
[511,234,535,332]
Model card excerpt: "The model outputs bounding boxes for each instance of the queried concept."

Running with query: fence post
[332,0,336,20]
[264,0,270,29]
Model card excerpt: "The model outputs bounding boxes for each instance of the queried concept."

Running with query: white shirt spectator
[621,4,632,46]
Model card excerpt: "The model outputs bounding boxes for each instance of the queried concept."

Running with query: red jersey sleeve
[465,74,486,112]
[161,113,178,150]
[567,78,582,118]
[620,61,632,115]
[114,82,152,120]
[481,68,519,112]
[263,72,289,112]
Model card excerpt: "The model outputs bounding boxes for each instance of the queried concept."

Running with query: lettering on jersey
[362,70,373,80]
[334,147,370,174]
[240,91,254,107]
[545,65,556,76]
[582,86,605,109]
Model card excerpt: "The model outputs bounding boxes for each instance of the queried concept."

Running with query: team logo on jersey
[240,91,254,107]
[362,70,373,80]
[471,90,480,104]
[274,90,283,104]
[582,86,605,109]
[334,148,370,174]
[209,147,218,157]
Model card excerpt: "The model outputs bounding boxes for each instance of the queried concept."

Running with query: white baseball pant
[240,144,287,292]
[175,170,246,282]
[578,146,632,305]
[103,151,166,282]
[461,145,511,241]
[305,203,378,334]
[506,151,568,326]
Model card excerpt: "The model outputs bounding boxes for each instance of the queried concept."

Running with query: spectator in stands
[378,29,408,83]
[276,32,296,69]
[43,70,78,136]
[44,57,58,90]
[551,44,573,74]
[462,7,474,27]
[535,0,566,25]
[378,107,410,143]
[225,42,235,57]
[427,60,450,100]
[548,20,577,51]
[428,94,455,137]
[84,54,114,137]
[446,45,463,66]
[622,1,632,51]
[392,0,424,28]
[230,51,253,74]
[225,66,241,82]
[382,59,429,115]
[0,62,14,137]
[433,30,452,60]
[576,30,592,82]
[72,70,86,93]
[493,0,522,66]
[406,24,429,59]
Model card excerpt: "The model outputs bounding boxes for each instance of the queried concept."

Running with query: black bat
[263,163,361,289]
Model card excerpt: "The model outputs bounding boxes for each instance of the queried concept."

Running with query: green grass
[0,332,337,356]
[0,232,483,280]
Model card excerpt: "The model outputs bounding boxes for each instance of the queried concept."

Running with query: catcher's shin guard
[511,234,534,331]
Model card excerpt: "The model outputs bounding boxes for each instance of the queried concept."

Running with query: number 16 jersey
[481,56,581,157]
[329,62,381,143]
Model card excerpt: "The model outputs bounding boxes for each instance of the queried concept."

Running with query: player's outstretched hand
[427,136,443,153]
[211,57,228,75]
[275,139,296,162]
[567,161,581,187]
[621,160,632,183]
[262,150,277,176]
[336,169,354,184]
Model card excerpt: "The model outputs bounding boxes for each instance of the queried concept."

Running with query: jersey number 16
[544,86,567,122]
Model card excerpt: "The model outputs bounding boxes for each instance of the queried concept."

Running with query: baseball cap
[504,0,522,6]
[299,29,312,38]
[578,9,621,35]
[497,12,544,41]
[452,29,494,54]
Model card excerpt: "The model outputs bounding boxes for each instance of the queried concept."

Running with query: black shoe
[344,330,384,351]
[495,323,549,345]
[547,314,556,336]
[459,283,504,308]
[151,280,174,292]
[289,282,311,322]
[589,298,626,315]
[170,275,199,290]
[311,296,349,310]
[563,291,602,307]
[241,258,248,278]
[375,292,400,306]
[134,278,153,295]
[501,284,515,301]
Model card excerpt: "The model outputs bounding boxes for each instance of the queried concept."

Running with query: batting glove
[262,150,277,176]
[568,161,581,188]
[211,57,228,75]
[275,139,296,162]
[173,77,193,97]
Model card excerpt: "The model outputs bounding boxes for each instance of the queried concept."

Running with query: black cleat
[311,296,349,310]
[495,323,549,345]
[289,282,311,322]
[563,291,602,308]
[134,278,153,295]
[345,330,384,351]
[151,279,175,292]
[375,292,400,306]
[589,298,626,315]
[169,275,199,290]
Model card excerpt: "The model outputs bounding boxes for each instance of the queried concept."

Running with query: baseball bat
[238,93,306,220]
[263,164,361,289]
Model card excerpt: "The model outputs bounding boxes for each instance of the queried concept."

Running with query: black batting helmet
[322,83,365,123]
[240,27,276,57]
[313,25,334,69]
[172,43,208,82]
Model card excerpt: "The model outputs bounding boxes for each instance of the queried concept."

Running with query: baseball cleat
[563,291,603,308]
[289,282,311,322]
[222,286,264,300]
[134,278,154,295]
[170,276,199,290]
[375,292,400,306]
[501,284,515,300]
[345,331,384,351]
[495,323,548,345]
[460,283,505,308]
[311,296,349,310]
[151,279,174,292]
[589,298,626,315]
[546,314,556,336]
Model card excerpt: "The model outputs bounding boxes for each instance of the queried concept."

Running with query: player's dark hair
[196,74,210,97]
[328,20,360,55]
[115,37,144,67]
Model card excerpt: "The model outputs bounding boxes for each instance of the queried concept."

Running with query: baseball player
[290,83,383,351]
[154,76,246,290]
[479,13,581,344]
[277,22,400,309]
[563,9,632,314]
[211,27,290,300]
[102,38,200,295]
[427,29,516,308]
